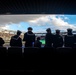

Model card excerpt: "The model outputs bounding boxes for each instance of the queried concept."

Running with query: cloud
[0,15,76,32]
[0,15,46,25]
[29,15,76,32]
[0,25,10,30]
[0,15,47,30]
[29,15,52,26]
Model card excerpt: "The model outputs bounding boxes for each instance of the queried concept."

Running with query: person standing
[53,30,63,48]
[64,28,74,48]
[44,28,54,48]
[23,27,35,47]
[10,30,22,47]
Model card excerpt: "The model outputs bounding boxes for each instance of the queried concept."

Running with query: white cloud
[0,15,76,32]
[0,25,10,30]
[29,15,76,32]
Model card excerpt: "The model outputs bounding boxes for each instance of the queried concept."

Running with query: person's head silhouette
[28,27,33,32]
[67,28,72,35]
[56,29,60,35]
[37,37,40,41]
[17,30,22,36]
[46,28,51,33]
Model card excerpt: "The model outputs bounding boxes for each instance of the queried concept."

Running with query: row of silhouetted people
[44,28,63,48]
[0,27,76,48]
[45,28,76,48]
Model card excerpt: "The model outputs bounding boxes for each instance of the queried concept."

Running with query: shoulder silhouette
[45,28,54,48]
[10,30,22,47]
[0,37,5,47]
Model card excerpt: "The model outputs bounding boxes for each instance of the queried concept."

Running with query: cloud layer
[0,15,76,32]
[0,15,45,25]
[29,15,76,32]
[0,15,46,30]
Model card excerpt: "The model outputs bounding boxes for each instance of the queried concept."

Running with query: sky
[0,14,76,33]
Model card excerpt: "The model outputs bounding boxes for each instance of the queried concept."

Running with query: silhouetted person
[0,37,5,47]
[53,30,63,48]
[23,27,35,47]
[10,30,22,47]
[64,28,74,47]
[74,34,76,47]
[44,28,54,48]
[34,37,42,48]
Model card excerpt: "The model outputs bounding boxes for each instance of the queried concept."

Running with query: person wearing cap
[10,30,22,47]
[23,27,35,47]
[67,28,73,35]
[53,29,63,48]
[64,28,74,47]
[44,28,54,48]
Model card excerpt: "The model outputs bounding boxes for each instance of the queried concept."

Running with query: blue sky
[0,15,76,33]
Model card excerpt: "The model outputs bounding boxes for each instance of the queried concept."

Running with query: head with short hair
[28,27,33,31]
[67,28,72,35]
[56,29,60,35]
[37,37,40,41]
[17,30,22,36]
[46,28,51,33]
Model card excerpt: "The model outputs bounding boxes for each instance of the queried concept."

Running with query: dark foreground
[0,47,76,72]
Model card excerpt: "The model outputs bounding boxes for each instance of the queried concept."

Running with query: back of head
[46,28,51,33]
[67,28,72,35]
[37,37,40,41]
[56,29,60,35]
[17,30,22,36]
[28,27,33,31]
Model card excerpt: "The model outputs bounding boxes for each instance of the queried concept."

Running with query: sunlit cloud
[0,25,10,30]
[29,15,76,32]
[0,15,76,32]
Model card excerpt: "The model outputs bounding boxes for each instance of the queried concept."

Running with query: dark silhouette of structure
[34,37,42,48]
[23,27,35,47]
[0,37,5,47]
[53,30,63,48]
[64,28,74,47]
[10,30,22,47]
[44,28,54,48]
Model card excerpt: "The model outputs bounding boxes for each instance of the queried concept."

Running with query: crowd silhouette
[0,27,76,72]
[0,27,76,48]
